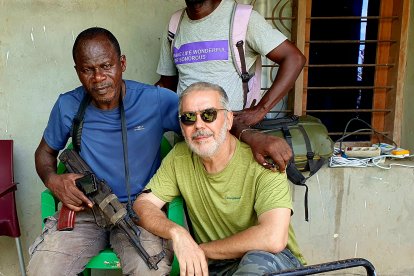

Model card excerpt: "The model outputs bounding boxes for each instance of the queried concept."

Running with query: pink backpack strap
[168,9,185,62]
[246,58,262,108]
[168,9,185,43]
[230,3,253,75]
[230,3,262,108]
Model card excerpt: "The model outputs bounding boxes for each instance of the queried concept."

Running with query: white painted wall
[0,1,184,275]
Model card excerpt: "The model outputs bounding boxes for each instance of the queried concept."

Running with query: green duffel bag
[253,115,334,171]
[252,115,334,221]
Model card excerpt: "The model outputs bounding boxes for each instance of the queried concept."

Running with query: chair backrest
[0,140,21,237]
[0,140,15,195]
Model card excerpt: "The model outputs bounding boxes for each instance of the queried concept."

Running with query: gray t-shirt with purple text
[157,0,287,111]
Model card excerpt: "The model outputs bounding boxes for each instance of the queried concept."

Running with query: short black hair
[72,27,121,62]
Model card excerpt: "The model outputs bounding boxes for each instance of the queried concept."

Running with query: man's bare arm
[35,138,59,185]
[134,193,208,275]
[35,137,92,211]
[155,75,179,92]
[200,208,291,260]
[234,40,306,126]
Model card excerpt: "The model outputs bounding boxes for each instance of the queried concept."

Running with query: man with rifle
[27,27,178,275]
[28,27,292,275]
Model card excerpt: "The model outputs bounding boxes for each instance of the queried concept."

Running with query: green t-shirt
[146,140,306,264]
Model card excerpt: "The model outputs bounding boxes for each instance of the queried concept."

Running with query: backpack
[167,2,262,108]
[253,115,334,221]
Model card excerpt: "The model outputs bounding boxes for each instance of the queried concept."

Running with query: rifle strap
[71,89,136,216]
[119,94,136,218]
[71,93,91,153]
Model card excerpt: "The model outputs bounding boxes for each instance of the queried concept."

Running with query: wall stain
[331,169,345,259]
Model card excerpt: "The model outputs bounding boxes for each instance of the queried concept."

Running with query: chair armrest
[167,196,185,227]
[41,189,59,228]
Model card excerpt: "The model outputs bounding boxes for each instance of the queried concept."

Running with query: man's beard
[184,120,228,158]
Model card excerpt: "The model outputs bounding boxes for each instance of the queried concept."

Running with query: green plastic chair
[40,136,183,276]
[166,196,185,276]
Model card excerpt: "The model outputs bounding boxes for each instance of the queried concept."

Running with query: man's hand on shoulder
[247,131,292,172]
[232,120,292,172]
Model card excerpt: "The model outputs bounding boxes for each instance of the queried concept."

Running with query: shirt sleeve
[157,86,181,134]
[146,146,181,203]
[156,26,178,77]
[43,95,74,151]
[245,10,288,57]
[254,170,293,216]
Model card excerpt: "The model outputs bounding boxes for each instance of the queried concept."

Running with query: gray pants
[209,249,302,275]
[27,209,172,276]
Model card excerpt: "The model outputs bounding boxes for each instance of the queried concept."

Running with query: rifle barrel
[117,220,159,270]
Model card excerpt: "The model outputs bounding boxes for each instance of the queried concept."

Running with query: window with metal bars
[253,0,408,145]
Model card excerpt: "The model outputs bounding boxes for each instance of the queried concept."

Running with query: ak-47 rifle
[57,149,165,270]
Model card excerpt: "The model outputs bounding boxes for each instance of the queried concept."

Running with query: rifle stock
[57,149,164,270]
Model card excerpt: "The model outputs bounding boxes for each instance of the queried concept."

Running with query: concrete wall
[291,163,414,275]
[1,1,413,275]
[0,1,184,275]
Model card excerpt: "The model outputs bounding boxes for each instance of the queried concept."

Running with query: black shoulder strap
[71,94,91,153]
[286,164,309,221]
[264,120,310,222]
[253,116,326,221]
[281,124,310,222]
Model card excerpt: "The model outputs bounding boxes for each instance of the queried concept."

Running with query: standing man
[156,0,306,127]
[134,82,306,275]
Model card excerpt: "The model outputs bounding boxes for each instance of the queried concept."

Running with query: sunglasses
[179,108,227,126]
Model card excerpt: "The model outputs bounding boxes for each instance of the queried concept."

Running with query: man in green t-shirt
[134,81,305,275]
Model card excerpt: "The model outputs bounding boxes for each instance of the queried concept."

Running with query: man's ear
[120,55,127,72]
[227,110,233,130]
